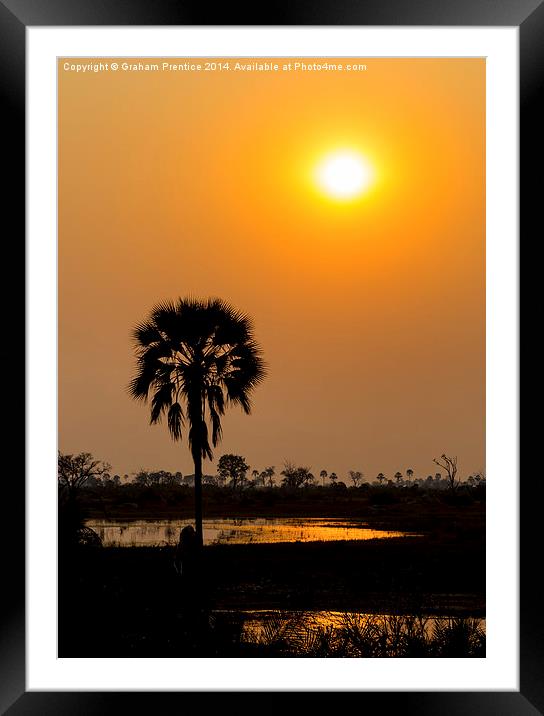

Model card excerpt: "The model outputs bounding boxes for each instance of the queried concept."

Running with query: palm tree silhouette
[129,297,265,546]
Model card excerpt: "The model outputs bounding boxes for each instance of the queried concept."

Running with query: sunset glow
[58,57,485,479]
[57,57,487,660]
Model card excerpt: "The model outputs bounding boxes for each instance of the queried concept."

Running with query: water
[237,609,486,636]
[85,517,419,547]
[219,609,486,654]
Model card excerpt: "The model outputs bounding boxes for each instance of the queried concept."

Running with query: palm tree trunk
[194,450,203,547]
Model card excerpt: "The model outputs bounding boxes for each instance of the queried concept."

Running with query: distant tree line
[58,450,485,496]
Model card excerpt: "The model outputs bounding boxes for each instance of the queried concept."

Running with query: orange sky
[58,58,485,481]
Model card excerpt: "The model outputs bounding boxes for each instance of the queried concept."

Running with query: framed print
[0,0,533,711]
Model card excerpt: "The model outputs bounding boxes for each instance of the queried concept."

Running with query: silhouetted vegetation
[280,462,314,488]
[217,453,250,489]
[349,470,363,487]
[134,469,183,488]
[128,297,266,545]
[59,523,485,657]
[434,454,459,491]
[72,471,485,522]
[58,452,107,552]
[58,497,102,553]
[58,446,485,658]
[239,611,485,657]
[58,451,111,499]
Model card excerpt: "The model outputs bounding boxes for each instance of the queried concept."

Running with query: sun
[315,151,374,200]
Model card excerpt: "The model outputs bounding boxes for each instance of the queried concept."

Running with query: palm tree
[129,297,265,546]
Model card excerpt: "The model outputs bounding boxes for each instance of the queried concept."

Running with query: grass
[59,536,484,656]
[235,611,486,657]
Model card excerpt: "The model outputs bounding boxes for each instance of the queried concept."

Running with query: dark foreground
[59,498,484,657]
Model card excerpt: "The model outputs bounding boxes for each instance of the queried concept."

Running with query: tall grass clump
[238,611,485,658]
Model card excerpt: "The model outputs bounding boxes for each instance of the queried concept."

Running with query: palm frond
[207,398,223,447]
[128,354,171,401]
[150,382,175,424]
[206,298,253,345]
[206,384,225,414]
[224,378,252,413]
[129,296,265,462]
[167,402,184,441]
[132,320,163,347]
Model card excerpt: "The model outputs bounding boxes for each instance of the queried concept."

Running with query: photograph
[0,0,535,702]
[57,55,486,659]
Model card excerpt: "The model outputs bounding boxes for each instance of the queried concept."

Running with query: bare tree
[433,454,459,491]
[58,452,111,498]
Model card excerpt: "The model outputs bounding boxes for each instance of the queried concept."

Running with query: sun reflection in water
[86,517,420,547]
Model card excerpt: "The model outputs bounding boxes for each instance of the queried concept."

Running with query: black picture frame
[0,0,532,711]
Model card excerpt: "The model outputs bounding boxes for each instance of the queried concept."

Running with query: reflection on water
[85,517,419,547]
[237,609,486,638]
[221,610,486,656]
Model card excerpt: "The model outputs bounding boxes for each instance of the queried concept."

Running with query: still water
[85,517,419,547]
[229,609,486,647]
